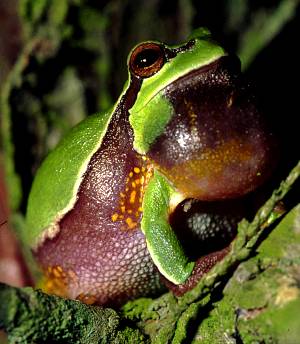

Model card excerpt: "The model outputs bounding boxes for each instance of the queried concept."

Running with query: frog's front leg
[141,171,194,284]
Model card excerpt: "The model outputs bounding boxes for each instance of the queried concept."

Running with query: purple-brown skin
[35,45,277,307]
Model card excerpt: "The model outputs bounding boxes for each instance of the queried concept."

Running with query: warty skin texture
[37,99,165,307]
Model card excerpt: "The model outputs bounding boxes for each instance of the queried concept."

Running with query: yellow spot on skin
[77,293,97,305]
[185,99,198,136]
[111,213,118,221]
[111,158,153,230]
[126,217,137,229]
[53,267,63,278]
[130,190,136,204]
[42,266,78,299]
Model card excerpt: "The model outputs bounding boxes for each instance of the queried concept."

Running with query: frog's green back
[26,112,112,247]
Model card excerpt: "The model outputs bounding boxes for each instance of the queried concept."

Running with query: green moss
[229,266,276,309]
[192,299,236,343]
[0,284,148,344]
[258,204,300,260]
[173,295,211,343]
[122,298,157,321]
[238,298,300,344]
[191,206,300,343]
[270,298,300,343]
[122,293,182,343]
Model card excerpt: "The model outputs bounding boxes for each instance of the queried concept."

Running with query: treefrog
[25,28,277,306]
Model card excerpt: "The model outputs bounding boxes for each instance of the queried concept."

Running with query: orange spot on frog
[76,293,97,305]
[111,156,153,230]
[42,265,78,298]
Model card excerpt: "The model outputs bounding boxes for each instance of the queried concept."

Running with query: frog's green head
[129,28,277,201]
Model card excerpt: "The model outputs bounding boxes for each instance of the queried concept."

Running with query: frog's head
[129,28,277,200]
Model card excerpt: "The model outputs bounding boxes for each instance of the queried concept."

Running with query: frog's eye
[129,42,165,78]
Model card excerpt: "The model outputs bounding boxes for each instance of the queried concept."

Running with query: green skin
[26,27,272,292]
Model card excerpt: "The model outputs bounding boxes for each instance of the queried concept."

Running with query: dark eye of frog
[129,42,165,78]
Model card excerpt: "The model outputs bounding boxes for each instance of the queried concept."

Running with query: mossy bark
[0,284,148,344]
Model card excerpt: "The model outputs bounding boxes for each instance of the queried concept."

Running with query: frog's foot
[162,198,248,295]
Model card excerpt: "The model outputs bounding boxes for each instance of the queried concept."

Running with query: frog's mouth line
[164,54,240,95]
[162,197,250,295]
[132,54,238,116]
